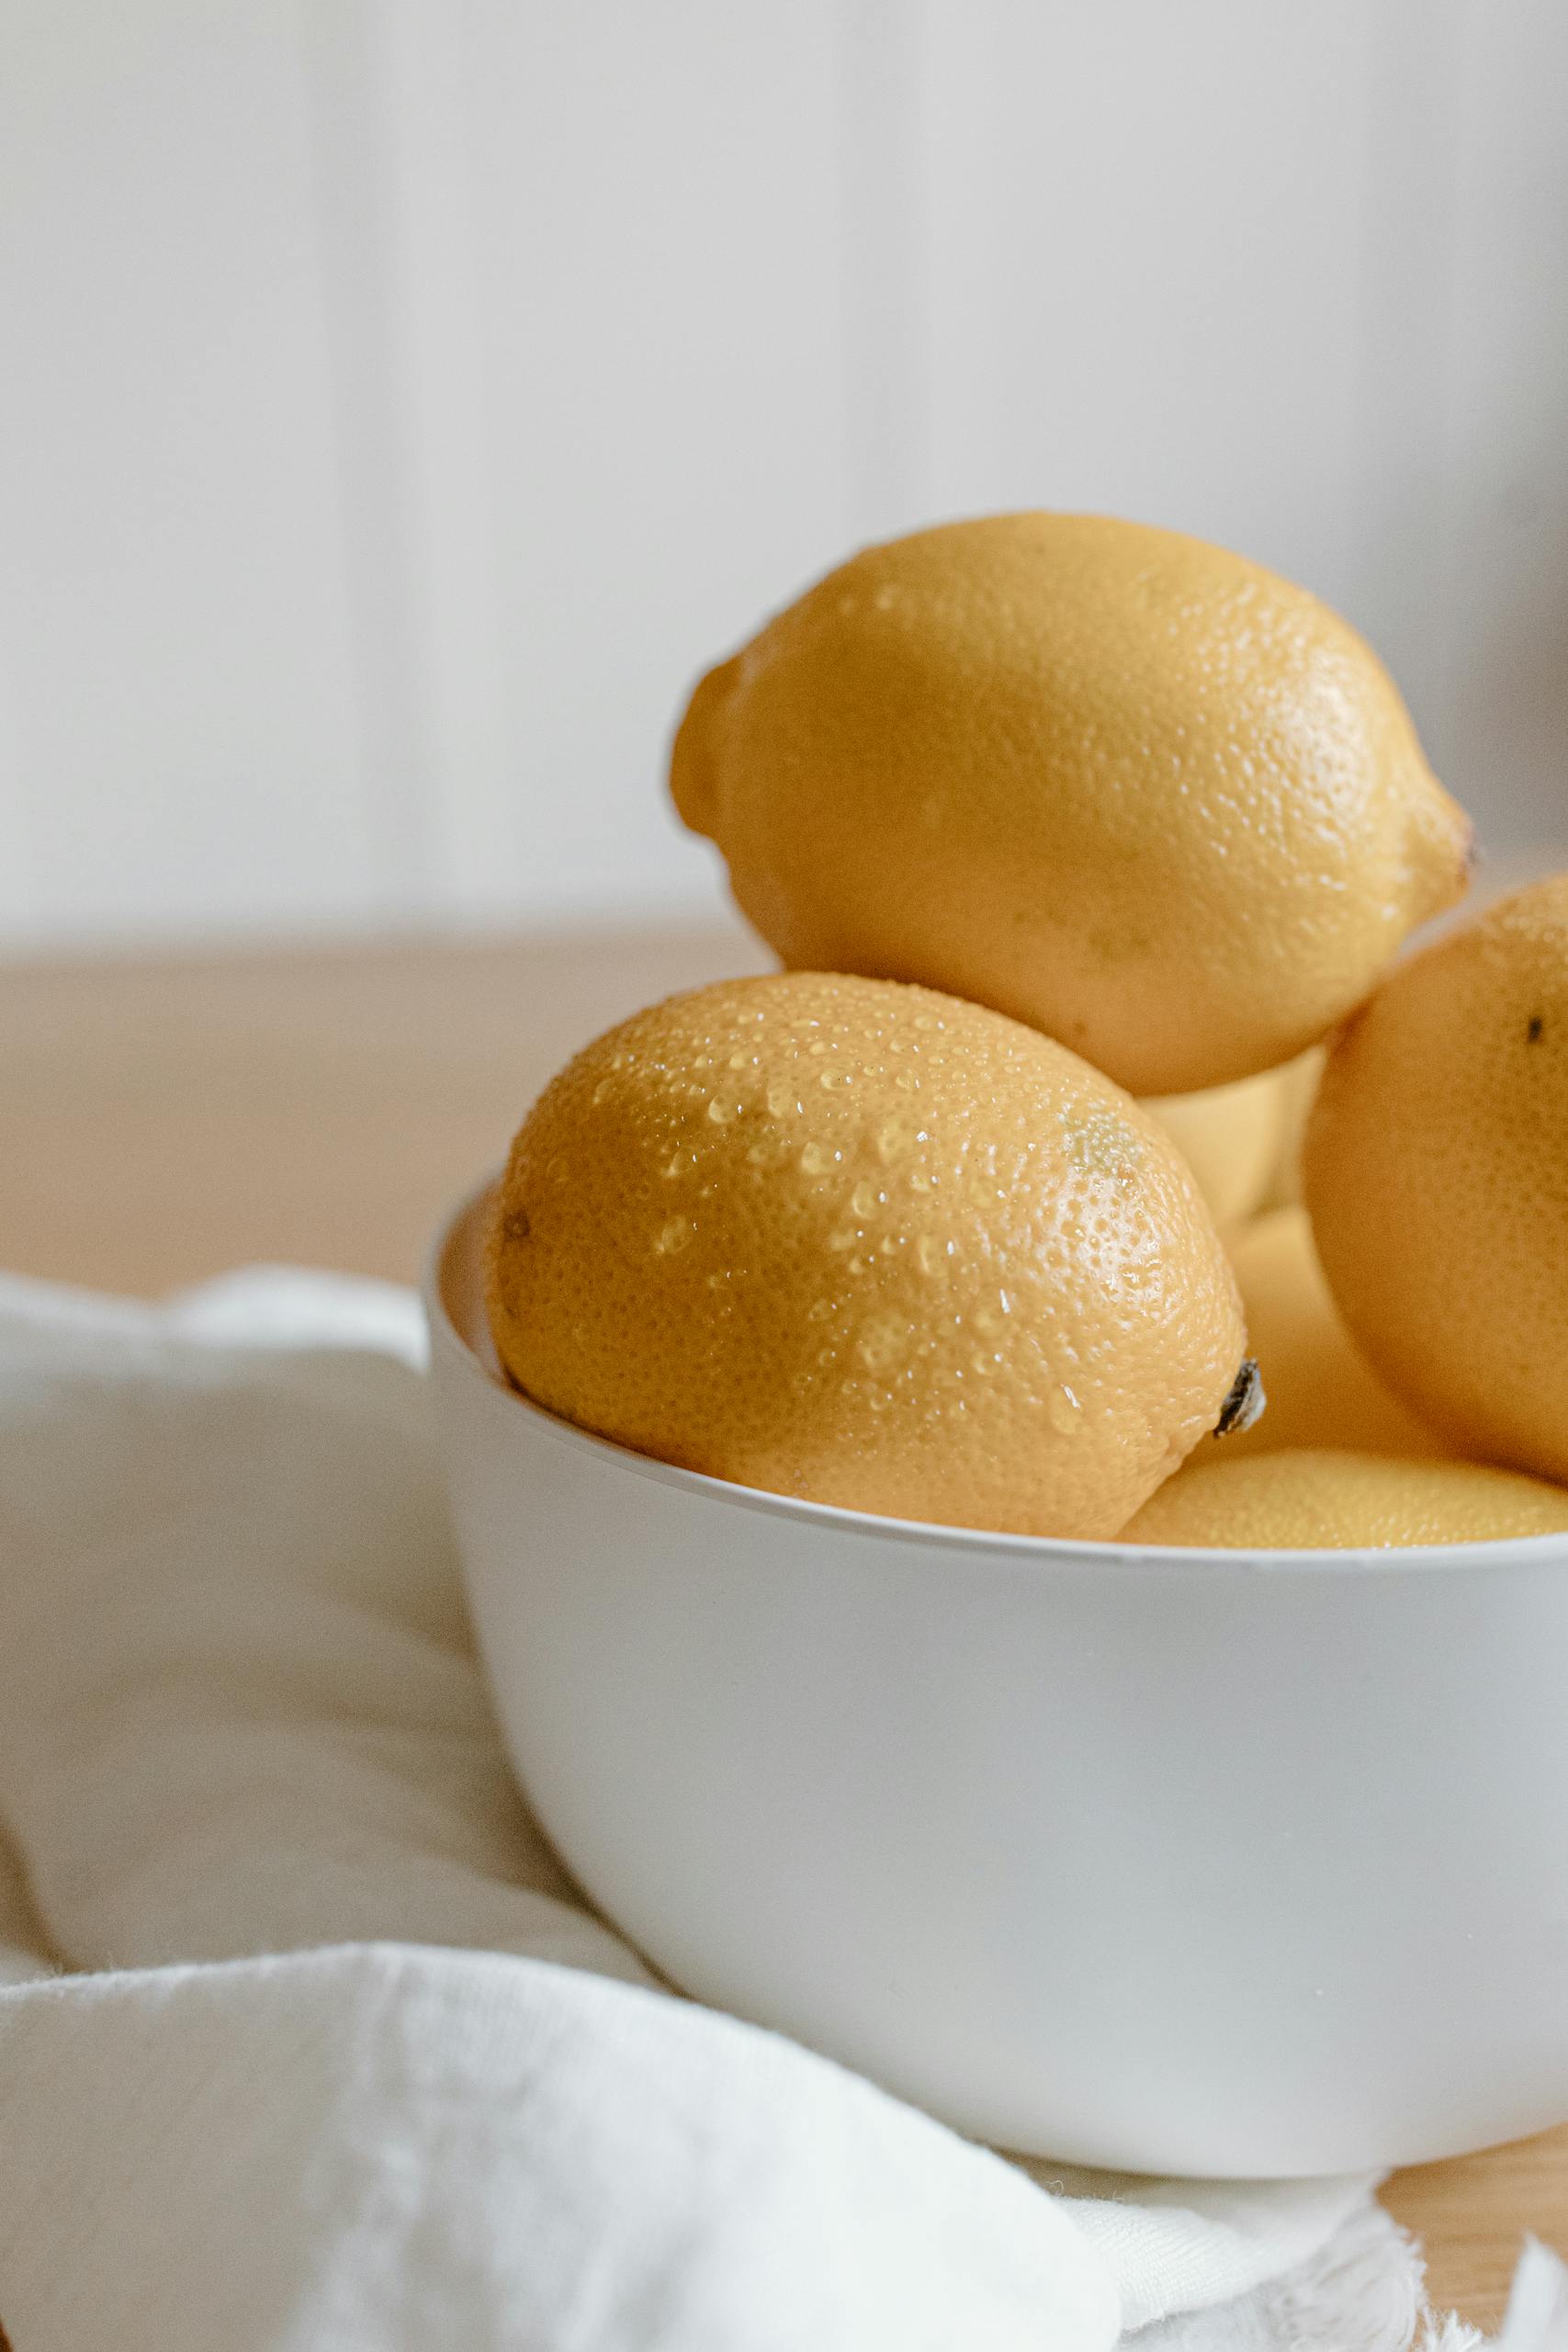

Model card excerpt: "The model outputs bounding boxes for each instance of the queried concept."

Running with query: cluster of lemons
[488,514,1568,1549]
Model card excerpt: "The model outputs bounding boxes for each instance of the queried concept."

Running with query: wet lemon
[1140,1069,1284,1230]
[487,972,1248,1540]
[672,514,1471,1094]
[1255,1047,1325,1213]
[1122,1448,1568,1549]
[1305,872,1568,1483]
[1220,1207,1444,1461]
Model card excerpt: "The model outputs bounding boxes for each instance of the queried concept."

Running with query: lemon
[487,972,1249,1540]
[1221,1207,1444,1460]
[1304,873,1568,1484]
[1140,1069,1284,1230]
[1121,1448,1568,1549]
[671,514,1472,1094]
[1255,1047,1325,1213]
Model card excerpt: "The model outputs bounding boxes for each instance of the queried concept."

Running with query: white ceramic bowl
[427,1183,1568,2177]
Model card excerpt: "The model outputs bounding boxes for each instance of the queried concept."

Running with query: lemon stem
[1214,1358,1266,1439]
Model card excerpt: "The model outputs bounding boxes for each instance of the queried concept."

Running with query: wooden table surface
[3,916,1563,2328]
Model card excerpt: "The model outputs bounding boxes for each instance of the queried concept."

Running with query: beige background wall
[2,0,1565,952]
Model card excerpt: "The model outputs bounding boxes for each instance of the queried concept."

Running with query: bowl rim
[424,1176,1568,1581]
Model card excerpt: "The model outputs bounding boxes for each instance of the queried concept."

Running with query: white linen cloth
[0,1266,1561,2351]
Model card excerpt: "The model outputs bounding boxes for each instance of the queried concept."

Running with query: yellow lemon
[1304,873,1568,1483]
[487,972,1249,1540]
[1121,1448,1568,1549]
[671,514,1472,1094]
[1221,1207,1444,1460]
[1140,1069,1284,1230]
[1255,1047,1325,1213]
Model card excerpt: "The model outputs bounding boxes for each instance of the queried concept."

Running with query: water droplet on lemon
[1050,1385,1084,1435]
[858,1313,908,1372]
